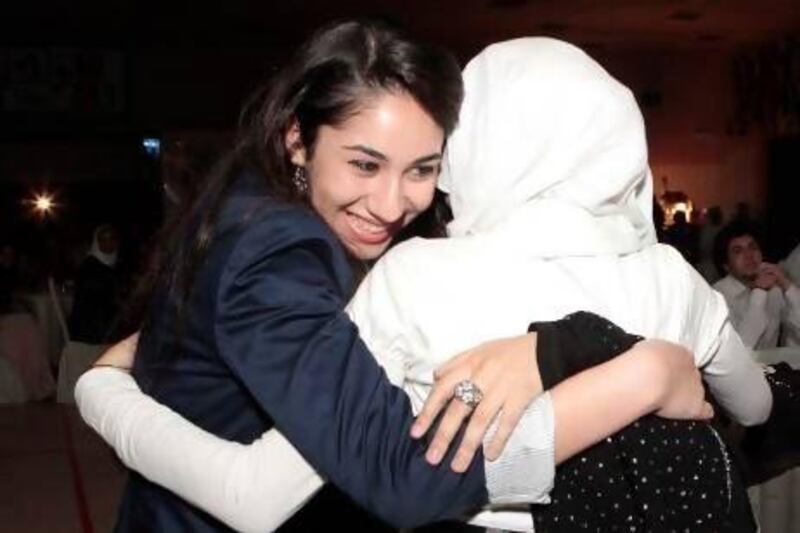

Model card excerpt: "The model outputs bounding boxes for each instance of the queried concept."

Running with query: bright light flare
[672,202,689,215]
[34,194,54,213]
[24,190,59,218]
[661,199,694,225]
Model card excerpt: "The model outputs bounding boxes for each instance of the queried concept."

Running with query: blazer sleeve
[214,209,488,529]
[528,311,642,390]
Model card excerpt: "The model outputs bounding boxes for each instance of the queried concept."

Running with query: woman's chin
[336,234,391,261]
[345,242,389,261]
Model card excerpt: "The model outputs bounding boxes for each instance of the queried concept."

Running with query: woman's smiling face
[287,89,444,260]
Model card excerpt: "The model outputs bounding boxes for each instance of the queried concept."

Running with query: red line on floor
[60,406,94,533]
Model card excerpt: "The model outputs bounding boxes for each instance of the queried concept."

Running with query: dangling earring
[292,165,309,195]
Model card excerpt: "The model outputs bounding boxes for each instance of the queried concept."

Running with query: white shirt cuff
[749,288,769,308]
[484,391,555,506]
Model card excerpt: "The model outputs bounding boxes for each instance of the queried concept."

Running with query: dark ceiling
[3,1,798,149]
[4,0,799,53]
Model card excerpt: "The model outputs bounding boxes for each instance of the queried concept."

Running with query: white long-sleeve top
[713,275,800,349]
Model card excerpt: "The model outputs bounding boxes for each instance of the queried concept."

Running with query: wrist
[750,288,769,306]
[627,342,668,413]
[92,363,132,372]
[525,332,543,393]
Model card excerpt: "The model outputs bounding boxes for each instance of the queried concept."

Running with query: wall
[597,47,769,221]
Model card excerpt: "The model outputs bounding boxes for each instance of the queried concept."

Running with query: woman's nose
[367,176,405,224]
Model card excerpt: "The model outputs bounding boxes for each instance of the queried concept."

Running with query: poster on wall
[0,47,125,116]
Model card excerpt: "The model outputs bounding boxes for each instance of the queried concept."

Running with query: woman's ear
[284,120,307,167]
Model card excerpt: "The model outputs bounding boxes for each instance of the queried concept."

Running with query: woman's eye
[410,164,439,180]
[349,160,380,174]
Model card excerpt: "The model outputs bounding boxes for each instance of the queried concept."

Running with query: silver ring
[454,379,484,409]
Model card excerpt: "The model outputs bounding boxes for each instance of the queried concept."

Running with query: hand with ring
[410,332,542,473]
[454,379,484,409]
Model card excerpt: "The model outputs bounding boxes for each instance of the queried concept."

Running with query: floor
[2,403,799,533]
[0,404,126,533]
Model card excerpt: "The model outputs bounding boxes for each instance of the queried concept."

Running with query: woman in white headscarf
[68,224,121,344]
[75,39,768,531]
[434,38,767,531]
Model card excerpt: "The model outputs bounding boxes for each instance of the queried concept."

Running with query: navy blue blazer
[116,174,488,532]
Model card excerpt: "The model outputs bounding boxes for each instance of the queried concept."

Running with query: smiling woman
[285,90,444,259]
[93,19,554,532]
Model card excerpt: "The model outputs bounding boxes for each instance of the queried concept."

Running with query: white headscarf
[89,226,118,267]
[440,37,656,257]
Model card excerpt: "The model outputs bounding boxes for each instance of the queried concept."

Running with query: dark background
[3,0,800,274]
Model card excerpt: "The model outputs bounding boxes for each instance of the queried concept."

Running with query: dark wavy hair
[127,20,462,329]
[712,219,765,277]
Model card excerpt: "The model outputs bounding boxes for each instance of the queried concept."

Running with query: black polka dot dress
[528,312,755,532]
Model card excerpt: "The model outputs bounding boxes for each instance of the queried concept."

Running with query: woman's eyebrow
[343,144,388,161]
[410,153,442,165]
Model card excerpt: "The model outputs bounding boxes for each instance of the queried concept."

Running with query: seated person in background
[713,220,800,349]
[714,231,800,482]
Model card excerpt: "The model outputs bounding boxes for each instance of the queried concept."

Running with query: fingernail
[426,447,443,465]
[452,454,468,473]
[410,424,422,439]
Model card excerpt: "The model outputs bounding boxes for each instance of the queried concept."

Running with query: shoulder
[221,202,353,298]
[217,173,338,250]
[357,236,465,299]
[637,244,705,293]
[347,235,469,322]
[372,235,468,275]
[242,202,336,247]
[642,243,729,324]
[647,243,694,269]
[712,275,742,297]
[348,238,430,308]
[652,244,728,313]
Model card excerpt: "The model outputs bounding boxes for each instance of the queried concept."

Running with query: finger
[485,399,528,461]
[434,351,471,381]
[451,393,504,472]
[426,398,473,465]
[412,371,465,438]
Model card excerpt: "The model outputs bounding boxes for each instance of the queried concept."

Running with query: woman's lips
[346,212,394,245]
